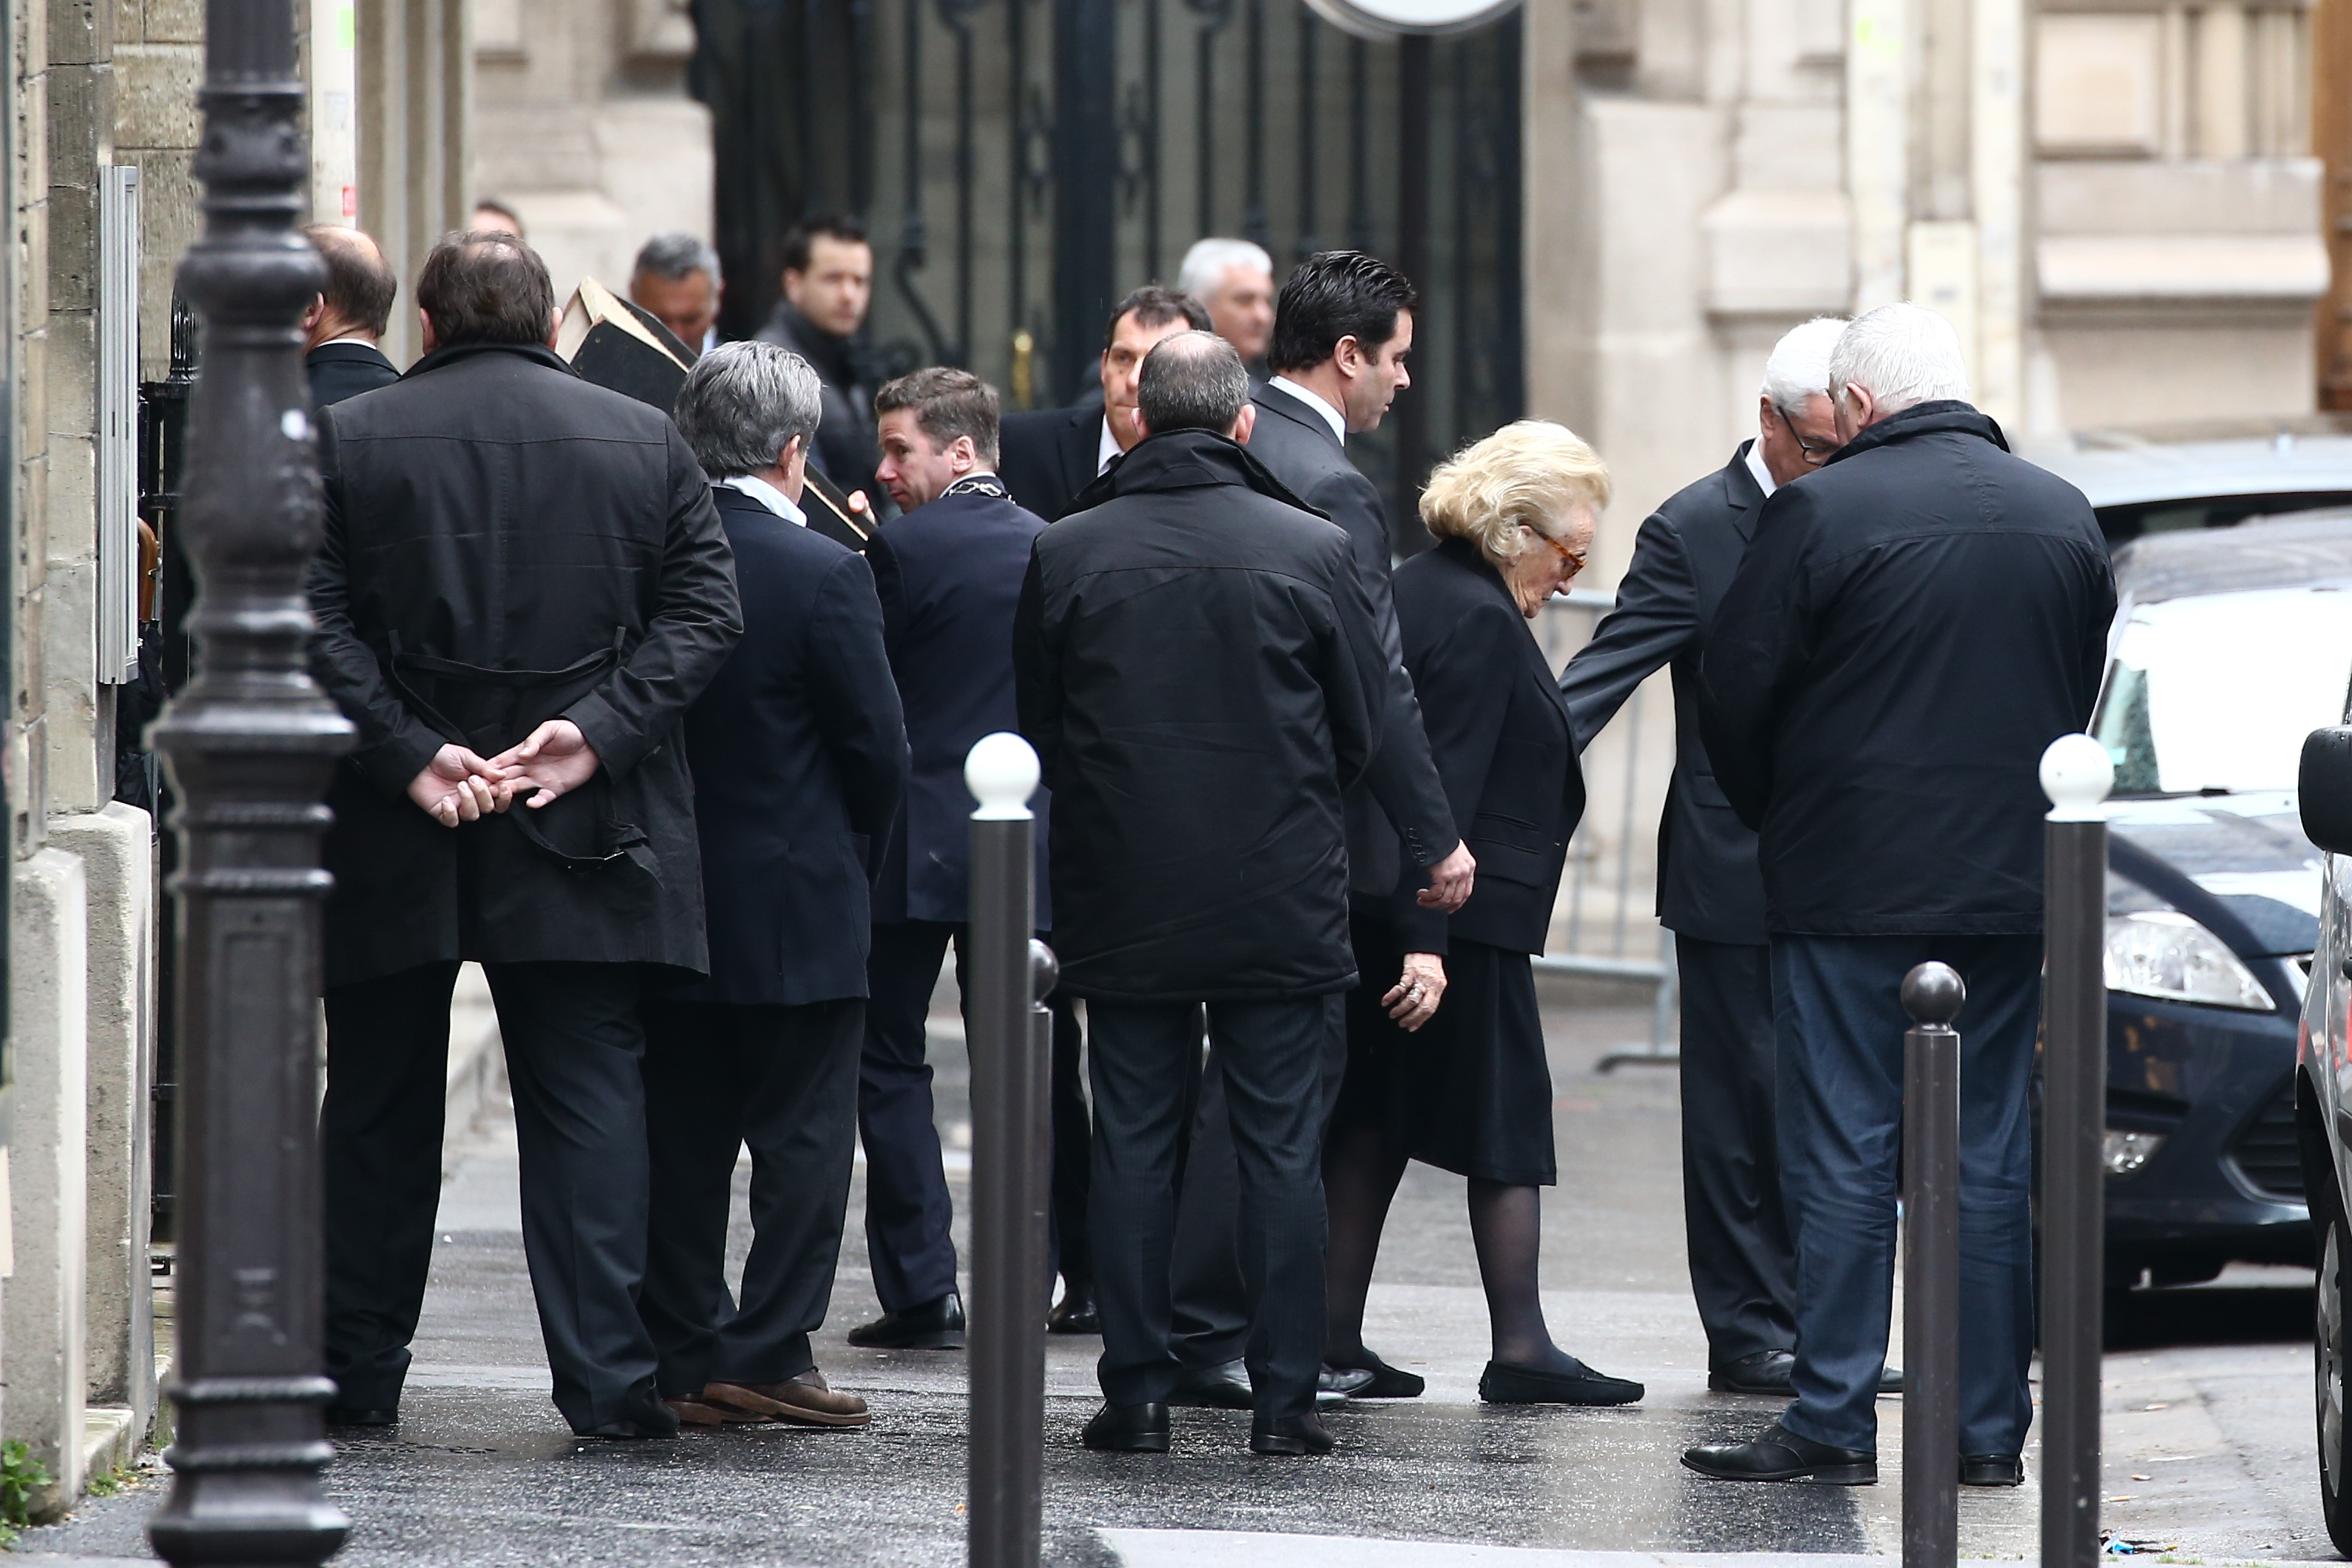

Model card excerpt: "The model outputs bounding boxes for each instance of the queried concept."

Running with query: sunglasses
[1525,526,1588,578]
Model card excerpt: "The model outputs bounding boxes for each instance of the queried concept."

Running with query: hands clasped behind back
[402,718,604,828]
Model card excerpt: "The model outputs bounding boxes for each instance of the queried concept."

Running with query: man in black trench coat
[1015,331,1391,1459]
[309,231,743,1439]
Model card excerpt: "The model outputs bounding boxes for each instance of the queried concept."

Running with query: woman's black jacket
[1385,537,1586,956]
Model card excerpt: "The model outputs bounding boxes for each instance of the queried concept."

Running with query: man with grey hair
[637,338,908,1430]
[1558,315,1850,1399]
[1178,236,1277,364]
[1015,329,1394,1458]
[630,231,724,353]
[671,339,867,554]
[1685,301,2114,1485]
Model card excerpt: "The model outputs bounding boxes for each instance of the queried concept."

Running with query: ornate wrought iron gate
[691,0,1523,535]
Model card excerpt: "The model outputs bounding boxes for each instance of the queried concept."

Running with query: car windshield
[2095,586,2352,794]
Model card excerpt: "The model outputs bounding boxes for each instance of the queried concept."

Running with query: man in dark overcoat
[1556,317,1850,1396]
[1683,303,2115,1486]
[843,366,1077,1352]
[1015,331,1390,1459]
[1166,250,1468,1407]
[309,231,743,1439]
[634,341,907,1431]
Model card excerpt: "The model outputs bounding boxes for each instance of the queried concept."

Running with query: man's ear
[1231,403,1258,444]
[950,434,978,473]
[779,434,804,471]
[419,307,440,355]
[1331,333,1364,380]
[545,305,563,350]
[301,295,328,334]
[1131,408,1152,443]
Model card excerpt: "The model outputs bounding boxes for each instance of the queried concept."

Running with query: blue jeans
[1772,932,2039,1456]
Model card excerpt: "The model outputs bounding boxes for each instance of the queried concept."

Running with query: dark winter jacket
[1013,429,1389,1001]
[867,483,1053,927]
[1386,539,1585,956]
[309,340,744,988]
[1697,401,2116,935]
[673,485,906,1005]
[754,301,886,514]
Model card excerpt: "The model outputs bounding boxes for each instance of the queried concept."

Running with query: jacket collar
[1070,428,1324,516]
[1825,399,2009,466]
[1432,537,1575,720]
[309,339,394,363]
[405,340,576,379]
[1725,439,1769,541]
[761,301,863,389]
[1252,382,1346,454]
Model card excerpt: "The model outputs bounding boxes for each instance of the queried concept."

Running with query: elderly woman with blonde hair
[1322,420,1645,1408]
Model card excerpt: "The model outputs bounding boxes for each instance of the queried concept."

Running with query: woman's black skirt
[1335,918,1557,1186]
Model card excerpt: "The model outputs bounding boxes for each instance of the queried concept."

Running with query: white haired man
[1177,237,1277,364]
[1559,317,1856,1399]
[1683,302,2115,1486]
[629,231,724,353]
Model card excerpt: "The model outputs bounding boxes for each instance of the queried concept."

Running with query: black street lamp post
[143,2,355,1563]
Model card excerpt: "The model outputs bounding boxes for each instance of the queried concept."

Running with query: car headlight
[2104,908,2274,1011]
[2103,1129,2164,1176]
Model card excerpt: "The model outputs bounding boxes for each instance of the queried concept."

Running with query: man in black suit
[639,341,908,1430]
[841,367,1060,1352]
[1165,251,1471,1406]
[996,285,1209,521]
[1556,317,1851,1397]
[754,215,888,515]
[300,225,400,407]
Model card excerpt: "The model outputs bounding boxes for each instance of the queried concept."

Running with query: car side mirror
[2302,726,2352,852]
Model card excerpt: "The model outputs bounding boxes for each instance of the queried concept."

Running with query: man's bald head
[301,224,398,348]
[1136,330,1252,440]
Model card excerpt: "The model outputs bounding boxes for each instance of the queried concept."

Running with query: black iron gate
[692,0,1522,537]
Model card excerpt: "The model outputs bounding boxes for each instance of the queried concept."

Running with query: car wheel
[2319,1206,2352,1556]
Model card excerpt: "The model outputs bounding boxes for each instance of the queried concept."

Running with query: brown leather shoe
[701,1369,871,1429]
[663,1396,766,1427]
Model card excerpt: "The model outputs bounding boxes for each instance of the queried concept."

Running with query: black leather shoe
[1479,1358,1644,1406]
[1961,1452,2023,1487]
[1047,1281,1100,1335]
[577,1389,681,1440]
[1880,1364,1905,1395]
[325,1405,397,1427]
[1169,1359,1254,1409]
[1250,1412,1334,1456]
[1081,1401,1170,1453]
[1708,1349,1796,1395]
[1682,1421,1876,1484]
[848,1290,966,1350]
[1329,1349,1425,1399]
[1319,1364,1374,1398]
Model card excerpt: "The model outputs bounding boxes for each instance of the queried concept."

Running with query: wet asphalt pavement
[14,985,2339,1565]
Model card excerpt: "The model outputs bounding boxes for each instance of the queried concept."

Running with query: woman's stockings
[1321,1123,1409,1363]
[1467,1178,1581,1372]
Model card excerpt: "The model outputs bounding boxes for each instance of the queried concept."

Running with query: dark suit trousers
[638,998,862,1396]
[1674,935,1799,1365]
[861,921,967,1311]
[1095,997,1333,1418]
[864,920,1090,1310]
[1773,933,2039,1456]
[1170,995,1346,1369]
[324,960,662,1433]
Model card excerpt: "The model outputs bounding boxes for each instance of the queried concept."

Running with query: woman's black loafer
[1478,1358,1644,1406]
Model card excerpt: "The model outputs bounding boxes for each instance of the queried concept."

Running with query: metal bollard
[2041,733,2114,1568]
[1902,961,1964,1568]
[964,733,1055,1568]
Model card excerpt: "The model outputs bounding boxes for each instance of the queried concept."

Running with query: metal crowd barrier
[1530,588,1679,1066]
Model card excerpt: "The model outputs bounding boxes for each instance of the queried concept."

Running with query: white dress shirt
[1743,441,1778,500]
[1096,414,1122,475]
[721,472,809,527]
[1269,375,1348,444]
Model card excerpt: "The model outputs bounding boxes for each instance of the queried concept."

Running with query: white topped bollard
[966,731,1041,822]
[963,733,1051,1568]
[2040,733,2113,1568]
